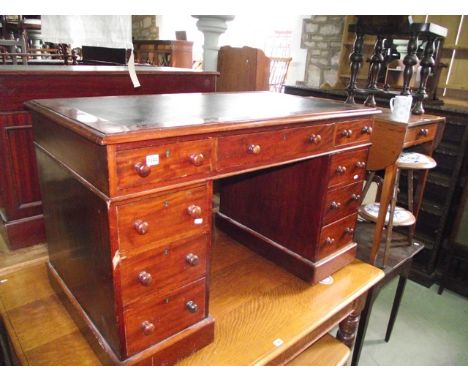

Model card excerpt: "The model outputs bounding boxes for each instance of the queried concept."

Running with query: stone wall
[301,16,345,87]
[132,16,159,40]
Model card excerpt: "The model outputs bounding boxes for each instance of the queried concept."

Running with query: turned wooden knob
[189,153,205,166]
[341,129,352,138]
[351,193,361,201]
[185,253,199,266]
[309,134,322,144]
[345,227,355,235]
[141,321,155,335]
[418,128,429,137]
[331,201,341,209]
[361,126,373,135]
[247,144,261,155]
[356,161,366,169]
[133,219,149,235]
[336,165,347,174]
[138,271,153,286]
[186,300,199,313]
[187,205,202,218]
[326,237,335,245]
[134,162,151,177]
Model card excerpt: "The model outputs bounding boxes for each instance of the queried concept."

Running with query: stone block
[319,23,342,36]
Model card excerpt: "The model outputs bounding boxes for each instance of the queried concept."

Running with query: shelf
[427,172,452,188]
[435,142,460,156]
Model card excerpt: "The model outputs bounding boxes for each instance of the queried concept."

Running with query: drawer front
[217,123,334,172]
[115,139,213,192]
[120,234,209,307]
[124,278,206,356]
[328,148,368,188]
[318,213,357,260]
[323,181,363,225]
[403,123,437,147]
[117,185,211,255]
[335,119,373,147]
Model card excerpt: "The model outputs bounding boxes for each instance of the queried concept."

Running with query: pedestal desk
[26,92,380,365]
[0,65,217,250]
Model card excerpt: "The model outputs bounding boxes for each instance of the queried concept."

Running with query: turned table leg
[345,32,365,104]
[401,32,419,96]
[364,35,385,107]
[413,36,437,115]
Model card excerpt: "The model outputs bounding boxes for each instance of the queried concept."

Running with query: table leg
[370,164,398,265]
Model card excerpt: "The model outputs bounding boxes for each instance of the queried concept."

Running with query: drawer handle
[361,126,373,135]
[336,165,347,175]
[341,129,352,138]
[351,193,361,201]
[134,162,151,177]
[326,237,335,245]
[418,128,429,137]
[189,153,205,166]
[186,300,199,313]
[141,321,155,336]
[331,201,341,209]
[133,219,149,235]
[356,161,366,169]
[248,144,261,155]
[185,253,199,266]
[187,204,202,219]
[138,271,153,286]
[308,134,322,144]
[345,227,355,235]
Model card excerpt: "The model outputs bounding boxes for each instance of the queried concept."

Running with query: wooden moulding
[47,262,214,366]
[215,212,357,284]
[0,214,46,250]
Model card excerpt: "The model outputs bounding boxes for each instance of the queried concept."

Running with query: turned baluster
[401,32,419,96]
[382,36,394,91]
[364,35,385,107]
[345,32,365,104]
[413,36,437,115]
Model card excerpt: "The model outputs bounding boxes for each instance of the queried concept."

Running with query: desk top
[0,229,383,366]
[375,108,445,128]
[26,92,380,145]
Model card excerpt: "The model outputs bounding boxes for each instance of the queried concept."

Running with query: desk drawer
[123,278,206,357]
[119,234,209,307]
[328,148,368,188]
[117,184,211,255]
[403,123,437,147]
[318,213,357,260]
[323,181,363,225]
[217,123,334,171]
[335,119,373,147]
[115,139,213,192]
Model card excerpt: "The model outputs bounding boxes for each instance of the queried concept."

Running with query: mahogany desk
[0,65,218,250]
[26,92,380,365]
[0,230,383,366]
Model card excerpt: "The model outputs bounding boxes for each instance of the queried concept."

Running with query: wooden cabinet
[0,65,217,250]
[28,92,379,365]
[133,40,193,68]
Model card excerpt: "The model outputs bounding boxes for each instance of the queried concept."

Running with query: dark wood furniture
[0,235,383,365]
[284,86,467,289]
[133,40,193,68]
[26,92,380,365]
[0,65,218,250]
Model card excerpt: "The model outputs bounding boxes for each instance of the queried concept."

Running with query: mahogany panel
[0,215,45,250]
[328,148,369,188]
[116,184,211,256]
[119,234,209,307]
[323,181,363,225]
[335,118,373,147]
[123,278,207,357]
[318,213,358,260]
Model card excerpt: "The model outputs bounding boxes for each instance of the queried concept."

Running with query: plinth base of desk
[216,212,357,284]
[0,214,45,250]
[47,261,215,366]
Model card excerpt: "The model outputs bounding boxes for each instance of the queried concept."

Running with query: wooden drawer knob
[308,134,322,144]
[351,193,361,201]
[361,126,373,135]
[133,219,149,235]
[141,321,155,335]
[418,128,429,137]
[248,144,261,155]
[356,161,366,169]
[189,153,205,166]
[186,300,199,313]
[187,204,202,218]
[138,271,153,286]
[331,201,341,209]
[341,129,352,138]
[336,165,347,174]
[345,227,355,235]
[134,162,151,177]
[325,237,335,245]
[185,253,199,266]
